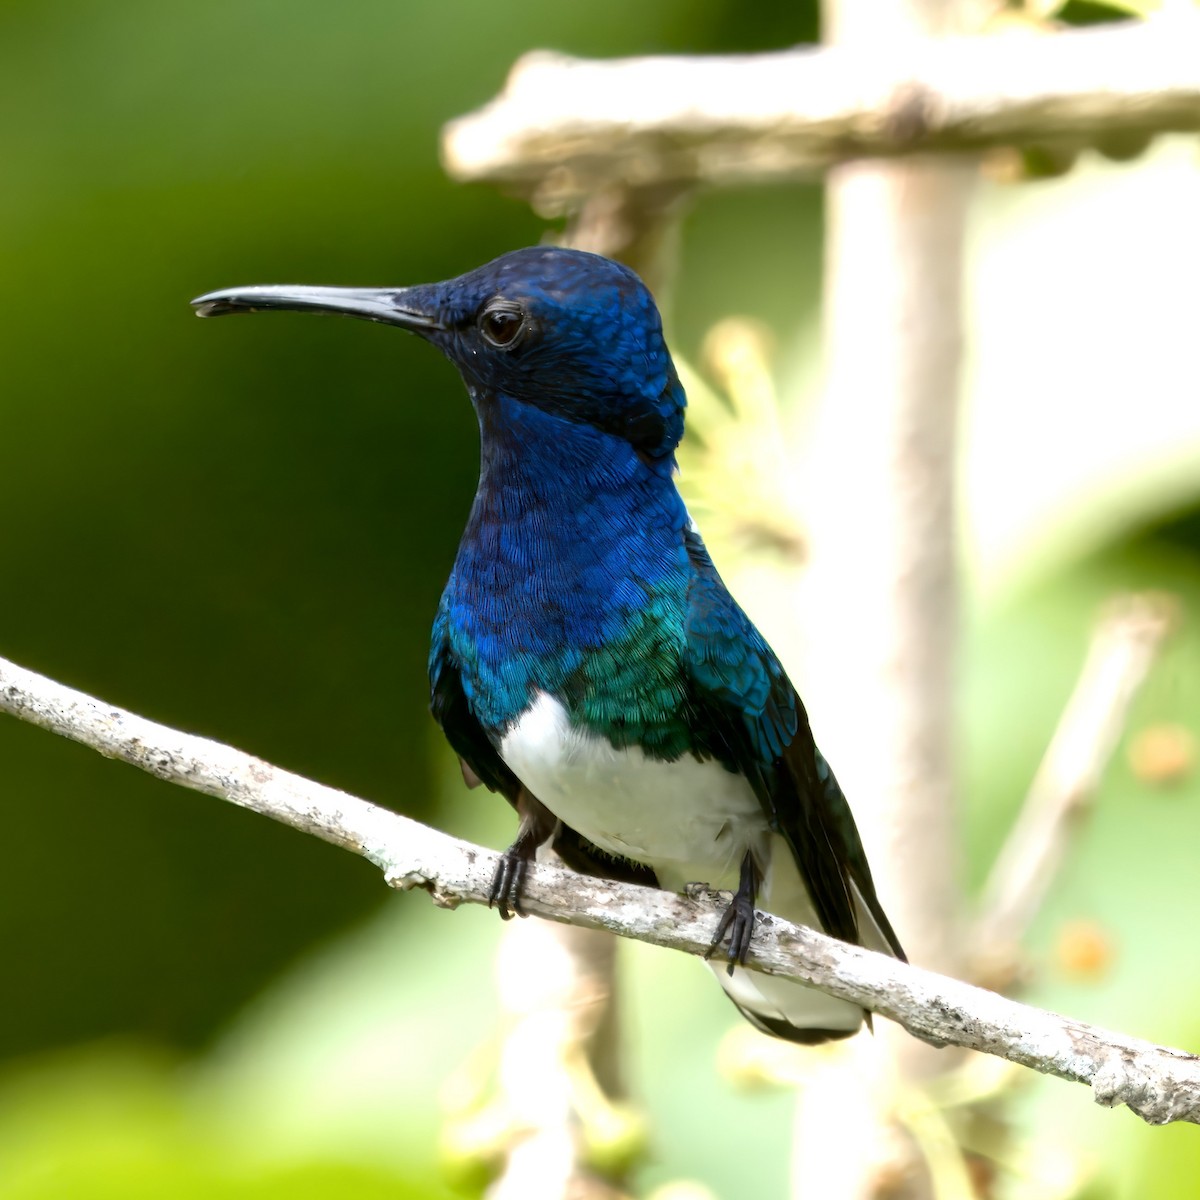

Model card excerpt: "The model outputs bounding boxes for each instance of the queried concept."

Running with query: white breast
[499,691,765,890]
[501,693,873,1039]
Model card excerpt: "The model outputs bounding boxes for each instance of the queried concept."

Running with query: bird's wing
[429,593,521,800]
[429,592,659,889]
[681,530,904,959]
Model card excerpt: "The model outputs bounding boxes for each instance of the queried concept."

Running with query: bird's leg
[705,851,760,977]
[489,789,557,919]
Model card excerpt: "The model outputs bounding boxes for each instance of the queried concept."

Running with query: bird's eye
[479,303,525,349]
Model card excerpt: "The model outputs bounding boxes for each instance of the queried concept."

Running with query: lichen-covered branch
[2,651,1199,1127]
[442,18,1200,207]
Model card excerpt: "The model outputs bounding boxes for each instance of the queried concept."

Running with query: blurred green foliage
[0,1047,439,1200]
[2,1,1199,1198]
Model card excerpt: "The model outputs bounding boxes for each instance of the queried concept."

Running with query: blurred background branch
[442,15,1200,203]
[974,592,1177,986]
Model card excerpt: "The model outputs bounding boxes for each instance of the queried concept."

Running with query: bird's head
[193,246,685,459]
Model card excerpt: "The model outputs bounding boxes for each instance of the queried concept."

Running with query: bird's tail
[710,837,897,1044]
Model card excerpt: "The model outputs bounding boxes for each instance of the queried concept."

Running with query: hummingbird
[192,247,903,1043]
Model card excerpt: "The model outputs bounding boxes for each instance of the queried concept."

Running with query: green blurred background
[2,1,1198,1197]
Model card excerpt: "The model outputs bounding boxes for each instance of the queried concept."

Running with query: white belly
[499,691,765,889]
[500,693,872,1040]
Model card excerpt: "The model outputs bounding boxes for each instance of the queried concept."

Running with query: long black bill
[190,284,444,332]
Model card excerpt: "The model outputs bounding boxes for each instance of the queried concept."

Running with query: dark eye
[479,302,525,349]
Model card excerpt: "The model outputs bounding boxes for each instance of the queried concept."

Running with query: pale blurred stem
[799,0,983,1194]
[486,923,633,1200]
[973,594,1176,984]
[819,154,971,997]
[4,652,1200,1128]
[561,184,690,299]
[481,207,683,1200]
[798,155,973,1200]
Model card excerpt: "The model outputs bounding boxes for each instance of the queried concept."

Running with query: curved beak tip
[191,296,232,318]
[189,287,295,319]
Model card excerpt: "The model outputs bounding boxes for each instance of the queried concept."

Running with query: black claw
[489,803,552,921]
[713,893,756,976]
[489,849,529,919]
[703,852,760,976]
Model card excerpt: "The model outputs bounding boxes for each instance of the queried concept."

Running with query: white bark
[441,17,1200,203]
[3,653,1199,1127]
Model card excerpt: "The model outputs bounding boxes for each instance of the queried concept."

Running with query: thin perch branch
[442,17,1200,206]
[2,652,1199,1126]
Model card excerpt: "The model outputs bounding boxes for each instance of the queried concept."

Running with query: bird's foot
[488,848,529,920]
[707,892,756,977]
[489,792,558,920]
[704,853,760,977]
